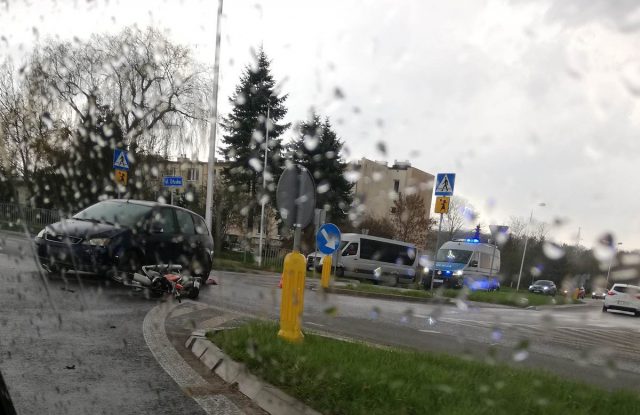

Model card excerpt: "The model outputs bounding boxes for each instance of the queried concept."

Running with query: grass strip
[341,283,580,307]
[210,322,640,415]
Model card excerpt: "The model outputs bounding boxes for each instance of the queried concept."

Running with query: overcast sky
[2,0,640,249]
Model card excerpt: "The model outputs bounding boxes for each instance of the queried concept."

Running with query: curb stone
[186,332,322,415]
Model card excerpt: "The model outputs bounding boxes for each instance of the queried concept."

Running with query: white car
[306,252,326,271]
[603,284,640,316]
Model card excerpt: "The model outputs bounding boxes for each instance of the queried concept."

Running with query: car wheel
[602,305,608,313]
[336,267,345,278]
[200,258,212,280]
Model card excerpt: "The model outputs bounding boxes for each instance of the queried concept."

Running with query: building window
[188,168,199,181]
[393,179,400,193]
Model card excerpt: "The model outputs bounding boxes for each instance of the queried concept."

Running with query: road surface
[200,270,640,391]
[2,231,640,415]
[0,233,207,414]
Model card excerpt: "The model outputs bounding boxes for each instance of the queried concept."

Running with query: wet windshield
[73,201,152,228]
[437,249,473,264]
[3,1,640,414]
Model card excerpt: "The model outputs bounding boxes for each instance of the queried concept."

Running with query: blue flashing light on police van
[464,238,480,243]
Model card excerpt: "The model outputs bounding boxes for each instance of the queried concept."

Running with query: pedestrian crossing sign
[434,196,450,214]
[113,149,129,171]
[434,173,455,196]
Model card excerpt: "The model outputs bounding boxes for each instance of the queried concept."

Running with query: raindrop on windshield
[369,307,380,320]
[248,158,263,172]
[303,135,319,151]
[542,241,565,259]
[513,350,529,362]
[491,328,502,343]
[343,170,361,183]
[317,181,330,194]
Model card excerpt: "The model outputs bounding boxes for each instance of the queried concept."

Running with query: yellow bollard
[320,255,332,289]
[278,250,306,342]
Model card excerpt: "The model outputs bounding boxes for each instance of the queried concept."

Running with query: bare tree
[0,60,68,200]
[532,220,550,242]
[31,26,207,170]
[391,194,431,248]
[508,216,548,242]
[508,216,528,240]
[358,215,395,239]
[444,196,477,240]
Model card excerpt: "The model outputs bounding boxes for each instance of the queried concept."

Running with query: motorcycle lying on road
[123,264,201,301]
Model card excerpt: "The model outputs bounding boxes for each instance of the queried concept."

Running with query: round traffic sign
[316,223,341,255]
[276,165,316,228]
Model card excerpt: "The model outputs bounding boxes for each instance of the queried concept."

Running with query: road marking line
[306,322,324,327]
[414,314,430,319]
[419,329,441,334]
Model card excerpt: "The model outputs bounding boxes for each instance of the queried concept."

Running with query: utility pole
[204,0,224,235]
[257,106,270,267]
[516,203,545,291]
[516,210,533,292]
[429,213,444,291]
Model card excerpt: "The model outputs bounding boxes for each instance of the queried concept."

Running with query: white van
[430,239,501,290]
[330,233,417,284]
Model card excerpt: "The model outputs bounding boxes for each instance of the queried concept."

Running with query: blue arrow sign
[163,176,183,187]
[316,223,341,255]
[113,149,129,171]
[434,173,456,196]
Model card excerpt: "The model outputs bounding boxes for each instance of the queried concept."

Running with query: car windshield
[4,1,640,414]
[73,201,152,228]
[436,249,473,264]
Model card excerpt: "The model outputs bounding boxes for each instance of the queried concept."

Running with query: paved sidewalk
[145,300,267,415]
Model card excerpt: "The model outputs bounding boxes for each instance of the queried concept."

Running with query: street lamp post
[204,0,224,236]
[516,203,545,292]
[605,242,623,289]
[257,107,270,267]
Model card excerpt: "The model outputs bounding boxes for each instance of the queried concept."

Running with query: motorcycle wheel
[185,286,200,300]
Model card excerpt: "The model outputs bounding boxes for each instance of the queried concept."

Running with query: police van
[429,238,501,290]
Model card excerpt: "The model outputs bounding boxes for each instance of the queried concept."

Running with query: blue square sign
[163,176,183,187]
[434,173,455,196]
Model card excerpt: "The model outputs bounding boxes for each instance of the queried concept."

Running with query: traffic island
[191,321,640,415]
[186,329,320,415]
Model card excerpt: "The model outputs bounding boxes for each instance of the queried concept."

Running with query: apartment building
[351,158,435,222]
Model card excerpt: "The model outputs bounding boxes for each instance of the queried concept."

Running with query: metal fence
[0,203,62,229]
[261,245,289,270]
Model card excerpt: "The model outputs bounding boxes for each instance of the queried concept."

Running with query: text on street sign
[163,176,183,187]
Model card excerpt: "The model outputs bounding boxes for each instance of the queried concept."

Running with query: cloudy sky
[2,0,640,249]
